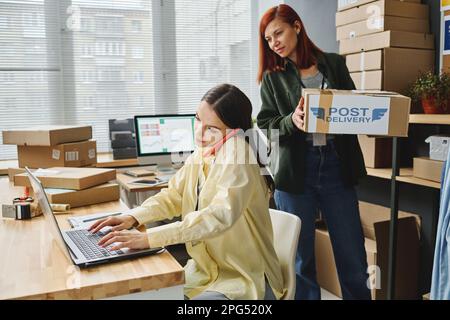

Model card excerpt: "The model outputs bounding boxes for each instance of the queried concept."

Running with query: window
[131,20,142,33]
[0,1,62,159]
[80,17,93,32]
[22,11,45,37]
[0,0,255,160]
[81,44,94,57]
[134,96,145,109]
[2,73,15,83]
[95,15,124,35]
[98,68,124,82]
[95,41,125,56]
[82,96,96,110]
[173,0,253,114]
[132,46,144,58]
[28,71,46,83]
[0,15,12,29]
[81,70,96,83]
[133,71,144,83]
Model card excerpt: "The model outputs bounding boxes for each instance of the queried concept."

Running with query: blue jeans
[274,141,371,300]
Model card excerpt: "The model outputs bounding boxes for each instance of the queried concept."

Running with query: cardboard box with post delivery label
[302,89,410,136]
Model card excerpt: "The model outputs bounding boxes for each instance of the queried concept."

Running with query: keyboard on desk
[66,229,124,260]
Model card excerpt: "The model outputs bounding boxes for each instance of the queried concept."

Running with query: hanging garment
[431,150,450,300]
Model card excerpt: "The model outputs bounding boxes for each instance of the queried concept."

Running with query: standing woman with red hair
[257,4,370,300]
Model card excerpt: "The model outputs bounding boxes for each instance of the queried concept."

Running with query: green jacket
[257,52,367,194]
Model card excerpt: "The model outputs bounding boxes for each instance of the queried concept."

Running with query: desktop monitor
[134,114,196,170]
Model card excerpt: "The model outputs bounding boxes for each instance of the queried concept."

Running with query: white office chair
[269,208,301,300]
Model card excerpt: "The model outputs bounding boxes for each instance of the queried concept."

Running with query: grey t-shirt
[301,71,334,145]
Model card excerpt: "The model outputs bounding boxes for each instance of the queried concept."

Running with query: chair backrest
[269,208,301,300]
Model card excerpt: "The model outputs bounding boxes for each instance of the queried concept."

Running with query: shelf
[95,153,138,168]
[0,159,18,175]
[409,114,450,125]
[0,152,138,176]
[366,167,441,189]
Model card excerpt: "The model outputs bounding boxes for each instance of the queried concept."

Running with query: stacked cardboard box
[336,0,435,93]
[14,167,120,208]
[2,125,97,169]
[412,135,450,183]
[413,157,443,183]
[336,0,435,167]
[358,135,392,168]
[315,201,421,299]
[109,119,137,160]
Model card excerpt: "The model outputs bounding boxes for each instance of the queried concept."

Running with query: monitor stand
[137,154,185,173]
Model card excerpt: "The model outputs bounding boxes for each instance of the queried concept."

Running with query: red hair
[257,4,322,83]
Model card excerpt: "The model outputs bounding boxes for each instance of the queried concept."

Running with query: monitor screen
[134,114,195,156]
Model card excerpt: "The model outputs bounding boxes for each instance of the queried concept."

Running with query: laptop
[25,167,164,268]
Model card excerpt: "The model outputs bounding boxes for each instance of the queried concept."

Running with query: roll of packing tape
[51,203,70,212]
[15,202,32,220]
[13,197,33,205]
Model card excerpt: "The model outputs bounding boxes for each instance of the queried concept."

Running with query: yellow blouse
[128,135,285,300]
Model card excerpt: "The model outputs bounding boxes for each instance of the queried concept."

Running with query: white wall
[257,0,283,18]
[284,0,338,53]
[252,0,286,117]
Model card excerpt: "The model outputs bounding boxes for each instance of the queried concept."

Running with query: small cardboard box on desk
[2,125,96,169]
[29,183,120,208]
[2,125,92,146]
[14,167,120,208]
[17,140,97,168]
[301,89,410,136]
[14,167,116,190]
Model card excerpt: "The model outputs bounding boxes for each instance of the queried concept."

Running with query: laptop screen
[25,167,72,262]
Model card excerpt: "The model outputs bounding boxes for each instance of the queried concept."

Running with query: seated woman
[89,84,285,300]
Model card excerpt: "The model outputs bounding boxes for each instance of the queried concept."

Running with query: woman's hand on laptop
[97,229,150,250]
[88,215,138,234]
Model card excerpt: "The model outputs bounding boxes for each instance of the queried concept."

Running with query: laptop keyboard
[66,229,124,260]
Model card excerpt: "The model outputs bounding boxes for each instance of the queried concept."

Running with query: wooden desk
[116,171,175,208]
[0,177,184,300]
[116,172,168,193]
[95,153,138,168]
[0,159,18,176]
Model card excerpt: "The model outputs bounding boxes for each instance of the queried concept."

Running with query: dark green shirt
[256,52,367,194]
